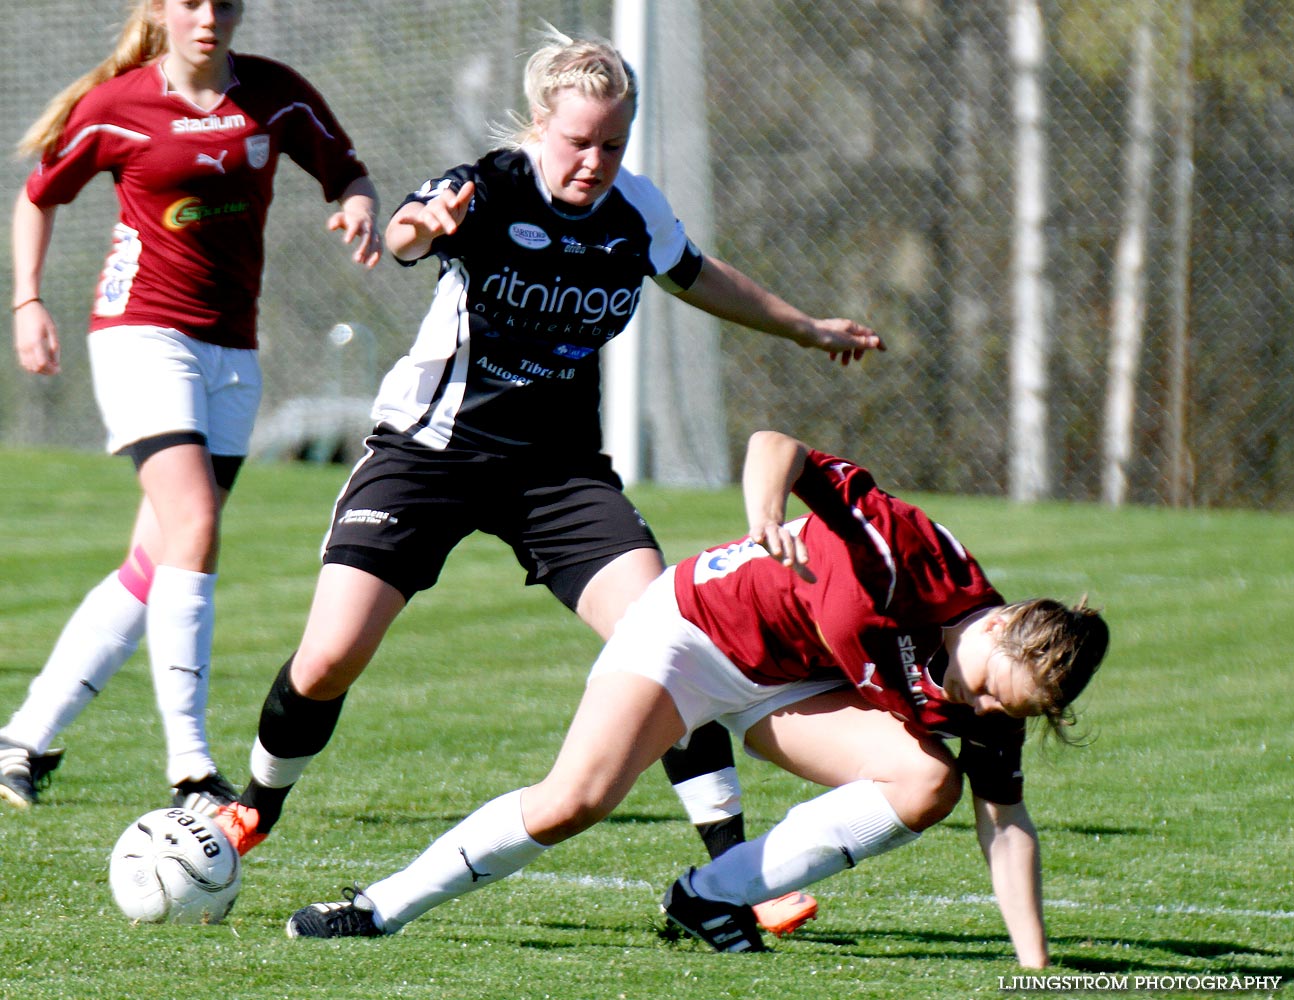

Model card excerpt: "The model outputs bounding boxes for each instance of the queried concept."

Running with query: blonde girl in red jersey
[0,0,381,812]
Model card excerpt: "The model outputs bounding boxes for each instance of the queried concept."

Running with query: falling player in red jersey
[283,429,1108,968]
[0,0,380,813]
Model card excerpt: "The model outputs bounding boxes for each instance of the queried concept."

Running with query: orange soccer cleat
[214,801,267,856]
[752,890,818,937]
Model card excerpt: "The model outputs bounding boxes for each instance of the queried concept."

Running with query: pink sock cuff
[117,546,156,603]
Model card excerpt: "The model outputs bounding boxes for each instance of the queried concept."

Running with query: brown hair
[996,596,1109,739]
[16,0,167,159]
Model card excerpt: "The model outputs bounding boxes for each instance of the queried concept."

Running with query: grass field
[1,450,1291,1000]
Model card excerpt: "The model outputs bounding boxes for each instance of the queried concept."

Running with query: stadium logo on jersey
[171,113,247,134]
[162,197,252,231]
[897,635,928,706]
[245,134,271,170]
[508,222,552,250]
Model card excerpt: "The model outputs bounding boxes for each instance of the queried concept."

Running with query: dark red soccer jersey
[26,54,367,349]
[674,449,1027,803]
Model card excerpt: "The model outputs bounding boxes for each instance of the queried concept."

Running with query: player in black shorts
[217,30,883,935]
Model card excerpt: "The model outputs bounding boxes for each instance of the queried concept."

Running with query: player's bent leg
[689,778,921,908]
[219,565,407,854]
[343,789,546,935]
[746,687,962,830]
[289,675,686,938]
[665,691,959,942]
[521,672,686,844]
[290,563,408,698]
[216,654,348,855]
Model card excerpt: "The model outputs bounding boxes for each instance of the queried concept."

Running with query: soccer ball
[108,807,241,924]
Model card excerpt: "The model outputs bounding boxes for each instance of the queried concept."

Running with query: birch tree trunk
[1101,9,1158,506]
[1009,0,1051,501]
[1165,1,1195,507]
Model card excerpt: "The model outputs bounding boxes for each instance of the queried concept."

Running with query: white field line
[244,858,1294,921]
[509,872,1294,922]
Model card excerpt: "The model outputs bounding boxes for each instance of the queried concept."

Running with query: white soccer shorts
[588,566,847,751]
[88,325,262,456]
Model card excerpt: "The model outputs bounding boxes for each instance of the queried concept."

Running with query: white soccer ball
[108,807,241,924]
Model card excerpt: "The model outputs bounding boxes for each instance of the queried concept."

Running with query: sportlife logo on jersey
[897,635,928,706]
[162,197,251,231]
[477,265,643,326]
[171,113,247,134]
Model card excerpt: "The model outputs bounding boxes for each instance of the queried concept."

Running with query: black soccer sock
[660,719,737,784]
[696,813,747,860]
[241,654,347,834]
[240,780,289,834]
[660,720,746,859]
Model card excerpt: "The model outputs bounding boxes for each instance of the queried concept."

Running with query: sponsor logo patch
[338,508,399,527]
[171,113,247,134]
[246,134,270,169]
[162,197,252,231]
[508,222,551,250]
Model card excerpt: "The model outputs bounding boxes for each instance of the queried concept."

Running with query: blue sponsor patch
[553,344,595,359]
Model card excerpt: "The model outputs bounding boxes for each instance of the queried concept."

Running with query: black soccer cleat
[661,868,767,953]
[172,771,239,816]
[29,747,65,790]
[286,886,386,939]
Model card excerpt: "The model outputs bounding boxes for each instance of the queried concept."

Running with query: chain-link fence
[2,1,1290,509]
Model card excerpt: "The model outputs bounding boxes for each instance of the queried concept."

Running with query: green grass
[1,451,1291,1000]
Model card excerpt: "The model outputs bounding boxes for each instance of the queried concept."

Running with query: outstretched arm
[386,180,477,262]
[326,175,382,268]
[974,795,1049,968]
[675,255,885,365]
[11,190,59,376]
[741,430,815,582]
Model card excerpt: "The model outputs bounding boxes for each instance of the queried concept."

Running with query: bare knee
[289,645,367,700]
[880,750,962,832]
[903,755,962,831]
[162,506,222,570]
[522,780,618,846]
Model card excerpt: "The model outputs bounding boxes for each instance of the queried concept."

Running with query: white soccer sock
[672,766,743,824]
[1,572,145,753]
[147,566,218,786]
[690,779,919,905]
[364,789,547,933]
[249,737,313,789]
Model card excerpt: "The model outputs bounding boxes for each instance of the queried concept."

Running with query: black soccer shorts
[321,428,660,610]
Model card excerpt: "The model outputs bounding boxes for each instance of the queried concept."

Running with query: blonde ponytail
[16,1,167,160]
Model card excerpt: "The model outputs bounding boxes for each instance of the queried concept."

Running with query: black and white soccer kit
[324,147,705,606]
